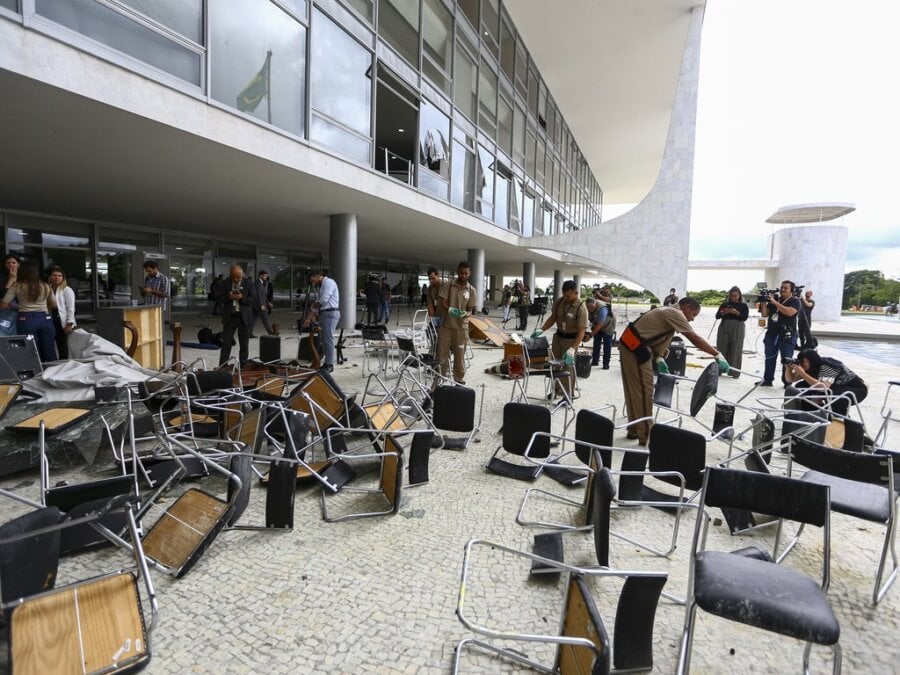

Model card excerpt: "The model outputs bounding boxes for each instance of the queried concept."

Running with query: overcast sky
[686,0,900,291]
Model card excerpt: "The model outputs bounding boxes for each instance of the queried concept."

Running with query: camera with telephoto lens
[793,285,805,298]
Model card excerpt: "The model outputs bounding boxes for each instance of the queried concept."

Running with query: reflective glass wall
[14,0,604,236]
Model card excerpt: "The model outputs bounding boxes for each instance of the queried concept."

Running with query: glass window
[481,0,499,58]
[45,248,94,314]
[422,0,452,95]
[453,42,477,121]
[499,19,514,82]
[512,104,525,166]
[522,185,534,237]
[210,0,306,136]
[345,0,373,22]
[538,83,547,127]
[117,0,203,43]
[476,144,494,219]
[311,9,372,159]
[35,0,201,85]
[494,172,508,228]
[419,99,450,198]
[527,68,538,116]
[478,59,497,136]
[542,205,552,236]
[378,0,419,67]
[450,139,476,212]
[457,0,478,30]
[525,128,535,179]
[535,137,545,185]
[96,248,133,307]
[515,44,527,99]
[279,0,308,19]
[497,96,512,157]
[0,0,18,12]
[258,249,292,308]
[169,254,211,311]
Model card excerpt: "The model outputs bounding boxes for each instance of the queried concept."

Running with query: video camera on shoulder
[756,288,779,304]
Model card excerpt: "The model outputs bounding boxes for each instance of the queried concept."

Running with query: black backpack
[198,326,223,347]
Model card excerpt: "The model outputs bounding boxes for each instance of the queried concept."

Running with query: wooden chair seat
[142,488,231,577]
[11,572,149,674]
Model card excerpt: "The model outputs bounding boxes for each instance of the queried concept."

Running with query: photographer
[799,288,816,349]
[784,348,868,417]
[760,280,800,386]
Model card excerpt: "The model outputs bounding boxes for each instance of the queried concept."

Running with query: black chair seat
[801,470,891,522]
[694,551,840,645]
[486,457,539,481]
[542,459,584,486]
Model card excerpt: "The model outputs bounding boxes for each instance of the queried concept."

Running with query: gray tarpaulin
[22,329,162,402]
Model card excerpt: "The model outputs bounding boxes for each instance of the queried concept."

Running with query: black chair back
[0,507,62,604]
[703,466,829,527]
[432,385,475,432]
[574,409,614,467]
[647,424,706,491]
[689,363,718,417]
[590,467,617,567]
[502,402,551,458]
[791,437,889,487]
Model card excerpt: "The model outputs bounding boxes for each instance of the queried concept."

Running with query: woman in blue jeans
[1,261,58,362]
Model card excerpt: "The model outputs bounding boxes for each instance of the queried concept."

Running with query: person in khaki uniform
[532,280,588,398]
[618,297,729,444]
[425,267,445,349]
[437,261,476,383]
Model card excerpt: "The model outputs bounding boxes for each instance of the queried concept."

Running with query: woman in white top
[48,265,76,359]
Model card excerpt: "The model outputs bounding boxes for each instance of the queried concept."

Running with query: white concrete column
[467,248,485,312]
[489,275,499,306]
[767,224,847,321]
[329,214,357,330]
[553,270,563,301]
[523,262,535,296]
[573,274,582,293]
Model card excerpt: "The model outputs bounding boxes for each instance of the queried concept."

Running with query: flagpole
[265,50,272,125]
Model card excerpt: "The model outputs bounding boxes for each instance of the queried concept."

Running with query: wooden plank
[467,316,509,347]
[8,408,90,432]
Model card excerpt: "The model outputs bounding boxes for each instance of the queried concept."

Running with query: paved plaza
[1,305,898,673]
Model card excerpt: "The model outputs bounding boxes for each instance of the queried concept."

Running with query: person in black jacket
[216,264,256,366]
[250,270,275,337]
[715,286,749,378]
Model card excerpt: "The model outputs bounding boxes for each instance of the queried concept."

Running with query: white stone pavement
[1,304,898,674]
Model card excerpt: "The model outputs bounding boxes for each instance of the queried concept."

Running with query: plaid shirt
[143,272,169,307]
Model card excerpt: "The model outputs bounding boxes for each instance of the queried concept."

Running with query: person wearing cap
[250,270,275,337]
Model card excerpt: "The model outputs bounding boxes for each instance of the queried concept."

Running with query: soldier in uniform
[425,267,445,350]
[532,280,589,399]
[437,261,476,384]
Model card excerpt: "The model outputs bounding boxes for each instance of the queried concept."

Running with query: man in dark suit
[250,270,275,337]
[216,264,256,366]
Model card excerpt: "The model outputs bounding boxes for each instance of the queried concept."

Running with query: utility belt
[556,331,577,339]
[619,322,665,364]
[319,307,338,313]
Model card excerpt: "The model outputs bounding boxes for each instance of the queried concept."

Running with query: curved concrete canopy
[505,0,701,204]
[765,203,856,224]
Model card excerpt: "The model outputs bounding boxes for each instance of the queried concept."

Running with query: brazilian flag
[236,51,271,113]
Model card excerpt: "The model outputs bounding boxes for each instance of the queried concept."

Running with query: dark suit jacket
[218,278,256,326]
[253,279,273,314]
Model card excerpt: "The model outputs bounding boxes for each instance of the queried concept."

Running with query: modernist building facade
[0,0,702,325]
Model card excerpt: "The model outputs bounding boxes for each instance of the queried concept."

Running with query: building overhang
[0,3,698,276]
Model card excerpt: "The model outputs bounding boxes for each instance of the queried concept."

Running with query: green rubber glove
[655,357,669,375]
[716,354,730,374]
[449,307,465,318]
[564,348,575,367]
[530,329,543,338]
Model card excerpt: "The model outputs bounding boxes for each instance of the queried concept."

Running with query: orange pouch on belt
[620,324,652,363]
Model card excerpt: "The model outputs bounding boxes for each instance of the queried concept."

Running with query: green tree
[843,269,884,308]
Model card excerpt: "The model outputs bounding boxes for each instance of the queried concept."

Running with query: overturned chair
[0,492,158,674]
[454,538,667,674]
